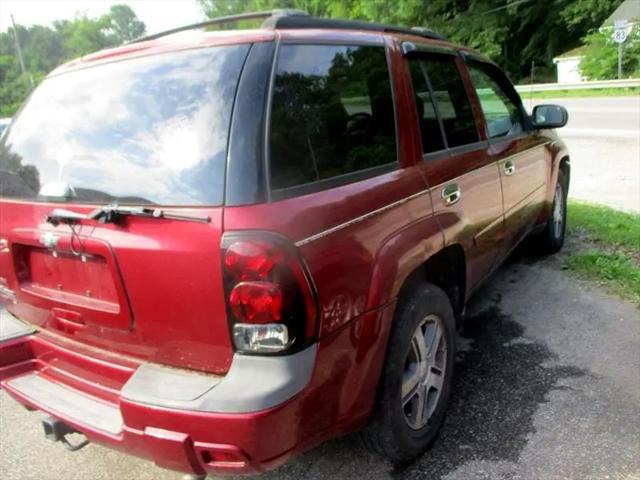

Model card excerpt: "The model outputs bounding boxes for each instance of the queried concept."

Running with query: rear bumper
[0,311,316,476]
[0,301,396,476]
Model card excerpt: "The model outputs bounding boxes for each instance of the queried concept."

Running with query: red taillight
[224,241,282,281]
[222,233,317,354]
[229,281,282,323]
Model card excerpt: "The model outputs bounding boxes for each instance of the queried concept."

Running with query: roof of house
[553,46,587,61]
[602,0,639,27]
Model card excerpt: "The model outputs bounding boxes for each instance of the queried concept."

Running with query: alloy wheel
[401,314,448,430]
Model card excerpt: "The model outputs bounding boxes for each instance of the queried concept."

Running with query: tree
[196,0,623,82]
[0,5,147,117]
[580,24,640,80]
[104,5,146,43]
[53,16,116,59]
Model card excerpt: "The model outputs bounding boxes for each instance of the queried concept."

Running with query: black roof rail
[130,9,446,45]
[262,15,446,41]
[130,9,309,44]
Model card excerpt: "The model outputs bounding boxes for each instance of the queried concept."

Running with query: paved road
[2,242,639,480]
[529,96,640,213]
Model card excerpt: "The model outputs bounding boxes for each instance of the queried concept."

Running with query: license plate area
[10,229,132,331]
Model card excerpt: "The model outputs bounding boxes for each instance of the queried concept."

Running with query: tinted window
[269,44,397,192]
[408,59,445,154]
[420,55,479,148]
[468,62,524,138]
[0,45,250,205]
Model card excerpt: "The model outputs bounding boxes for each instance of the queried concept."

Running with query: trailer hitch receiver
[42,417,90,452]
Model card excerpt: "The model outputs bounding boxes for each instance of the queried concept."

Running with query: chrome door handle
[442,183,461,206]
[504,160,516,176]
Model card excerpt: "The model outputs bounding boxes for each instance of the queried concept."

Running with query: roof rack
[263,15,446,41]
[130,9,309,43]
[131,9,446,44]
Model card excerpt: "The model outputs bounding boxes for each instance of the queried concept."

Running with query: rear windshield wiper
[46,204,210,226]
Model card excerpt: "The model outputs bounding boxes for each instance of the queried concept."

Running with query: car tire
[360,283,456,463]
[536,169,567,255]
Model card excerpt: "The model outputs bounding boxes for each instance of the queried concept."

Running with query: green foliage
[104,5,147,43]
[579,24,640,80]
[197,0,623,83]
[0,54,31,117]
[0,4,146,117]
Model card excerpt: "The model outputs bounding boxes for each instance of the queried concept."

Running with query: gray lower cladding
[6,373,124,435]
[121,344,317,413]
[0,309,35,342]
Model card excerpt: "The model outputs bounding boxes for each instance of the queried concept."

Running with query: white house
[553,47,586,83]
[552,0,639,82]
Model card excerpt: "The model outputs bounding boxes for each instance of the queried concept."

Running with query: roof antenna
[529,60,535,111]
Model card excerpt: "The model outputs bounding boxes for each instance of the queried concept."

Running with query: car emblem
[39,232,60,249]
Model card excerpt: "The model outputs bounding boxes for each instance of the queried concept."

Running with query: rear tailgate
[0,42,262,374]
[1,200,231,373]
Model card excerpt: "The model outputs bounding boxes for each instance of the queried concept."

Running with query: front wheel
[359,283,456,463]
[536,170,567,255]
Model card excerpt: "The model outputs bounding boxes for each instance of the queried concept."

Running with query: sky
[0,0,205,35]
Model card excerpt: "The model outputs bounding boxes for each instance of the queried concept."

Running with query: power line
[479,0,534,16]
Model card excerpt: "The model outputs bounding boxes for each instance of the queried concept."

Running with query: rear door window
[269,44,397,194]
[468,62,525,138]
[408,59,446,154]
[0,44,250,205]
[417,55,479,149]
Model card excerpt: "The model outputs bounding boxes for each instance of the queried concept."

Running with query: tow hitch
[42,417,90,452]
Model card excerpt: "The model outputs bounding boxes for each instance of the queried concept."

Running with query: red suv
[0,11,569,477]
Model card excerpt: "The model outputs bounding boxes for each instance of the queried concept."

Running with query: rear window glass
[269,44,397,192]
[0,44,250,205]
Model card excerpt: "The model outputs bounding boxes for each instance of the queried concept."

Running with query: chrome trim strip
[294,188,430,247]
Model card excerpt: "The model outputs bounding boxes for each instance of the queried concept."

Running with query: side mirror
[531,104,568,129]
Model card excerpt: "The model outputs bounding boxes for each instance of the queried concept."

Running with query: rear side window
[417,55,479,149]
[408,59,445,154]
[468,62,524,138]
[269,44,397,193]
[0,45,249,205]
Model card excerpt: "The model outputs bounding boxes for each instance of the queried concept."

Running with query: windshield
[0,44,250,205]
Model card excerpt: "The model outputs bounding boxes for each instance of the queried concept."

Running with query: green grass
[566,201,640,306]
[567,252,640,305]
[567,202,640,251]
[516,86,640,99]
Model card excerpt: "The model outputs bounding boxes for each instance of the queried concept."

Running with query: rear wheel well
[398,245,466,324]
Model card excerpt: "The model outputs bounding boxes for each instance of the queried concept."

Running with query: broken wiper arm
[89,204,210,224]
[45,205,210,226]
[45,208,89,226]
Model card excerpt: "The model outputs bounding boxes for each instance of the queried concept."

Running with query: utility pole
[10,14,34,88]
